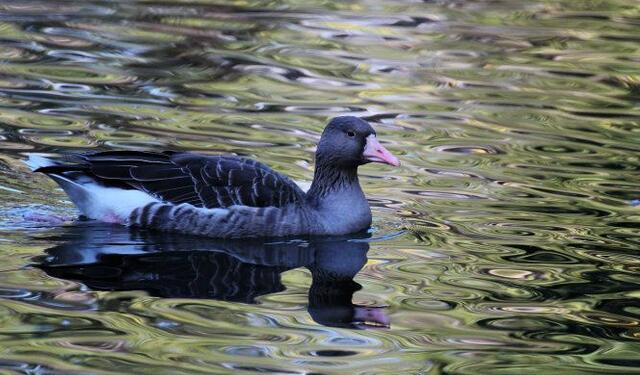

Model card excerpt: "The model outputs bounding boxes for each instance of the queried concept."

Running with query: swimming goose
[32,116,399,238]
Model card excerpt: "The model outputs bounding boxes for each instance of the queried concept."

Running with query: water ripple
[0,0,638,373]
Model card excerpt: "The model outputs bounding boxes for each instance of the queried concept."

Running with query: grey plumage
[34,116,399,238]
[129,202,319,238]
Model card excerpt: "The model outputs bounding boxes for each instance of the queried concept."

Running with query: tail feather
[27,154,158,222]
[47,173,97,215]
[35,165,89,174]
[25,154,58,171]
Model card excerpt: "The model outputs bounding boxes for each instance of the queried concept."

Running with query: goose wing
[73,151,306,208]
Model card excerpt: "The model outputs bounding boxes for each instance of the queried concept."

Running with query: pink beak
[362,135,400,166]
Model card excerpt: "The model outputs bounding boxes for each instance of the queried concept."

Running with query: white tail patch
[27,153,159,224]
[25,154,57,171]
[48,174,158,224]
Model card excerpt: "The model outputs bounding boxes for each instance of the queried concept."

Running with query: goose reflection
[35,223,389,329]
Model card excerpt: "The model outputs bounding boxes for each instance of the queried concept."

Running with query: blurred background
[0,0,639,374]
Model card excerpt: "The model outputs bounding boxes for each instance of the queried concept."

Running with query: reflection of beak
[362,135,400,166]
[353,306,391,329]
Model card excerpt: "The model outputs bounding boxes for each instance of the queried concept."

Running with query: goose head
[315,116,400,168]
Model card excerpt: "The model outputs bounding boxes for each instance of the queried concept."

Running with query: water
[0,0,639,373]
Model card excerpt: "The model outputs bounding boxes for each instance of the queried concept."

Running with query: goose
[31,116,400,238]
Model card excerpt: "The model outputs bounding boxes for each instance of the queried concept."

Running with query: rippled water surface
[0,0,639,373]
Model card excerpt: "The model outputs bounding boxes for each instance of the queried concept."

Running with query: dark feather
[45,151,306,209]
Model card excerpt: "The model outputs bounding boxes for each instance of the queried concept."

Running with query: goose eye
[347,131,356,137]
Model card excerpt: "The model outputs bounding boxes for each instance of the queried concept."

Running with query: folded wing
[73,151,306,209]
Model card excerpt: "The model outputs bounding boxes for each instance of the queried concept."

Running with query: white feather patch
[77,183,159,223]
[25,154,56,171]
[49,173,159,223]
[26,153,159,224]
[295,180,311,192]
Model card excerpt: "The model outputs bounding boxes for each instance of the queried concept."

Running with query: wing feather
[78,151,305,209]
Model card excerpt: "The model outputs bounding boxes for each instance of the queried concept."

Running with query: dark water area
[0,0,639,374]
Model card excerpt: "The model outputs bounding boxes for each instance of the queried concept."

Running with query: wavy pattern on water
[0,0,639,373]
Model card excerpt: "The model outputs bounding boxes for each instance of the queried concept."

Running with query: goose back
[62,151,306,209]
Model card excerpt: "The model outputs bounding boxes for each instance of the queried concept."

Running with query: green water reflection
[0,0,639,373]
